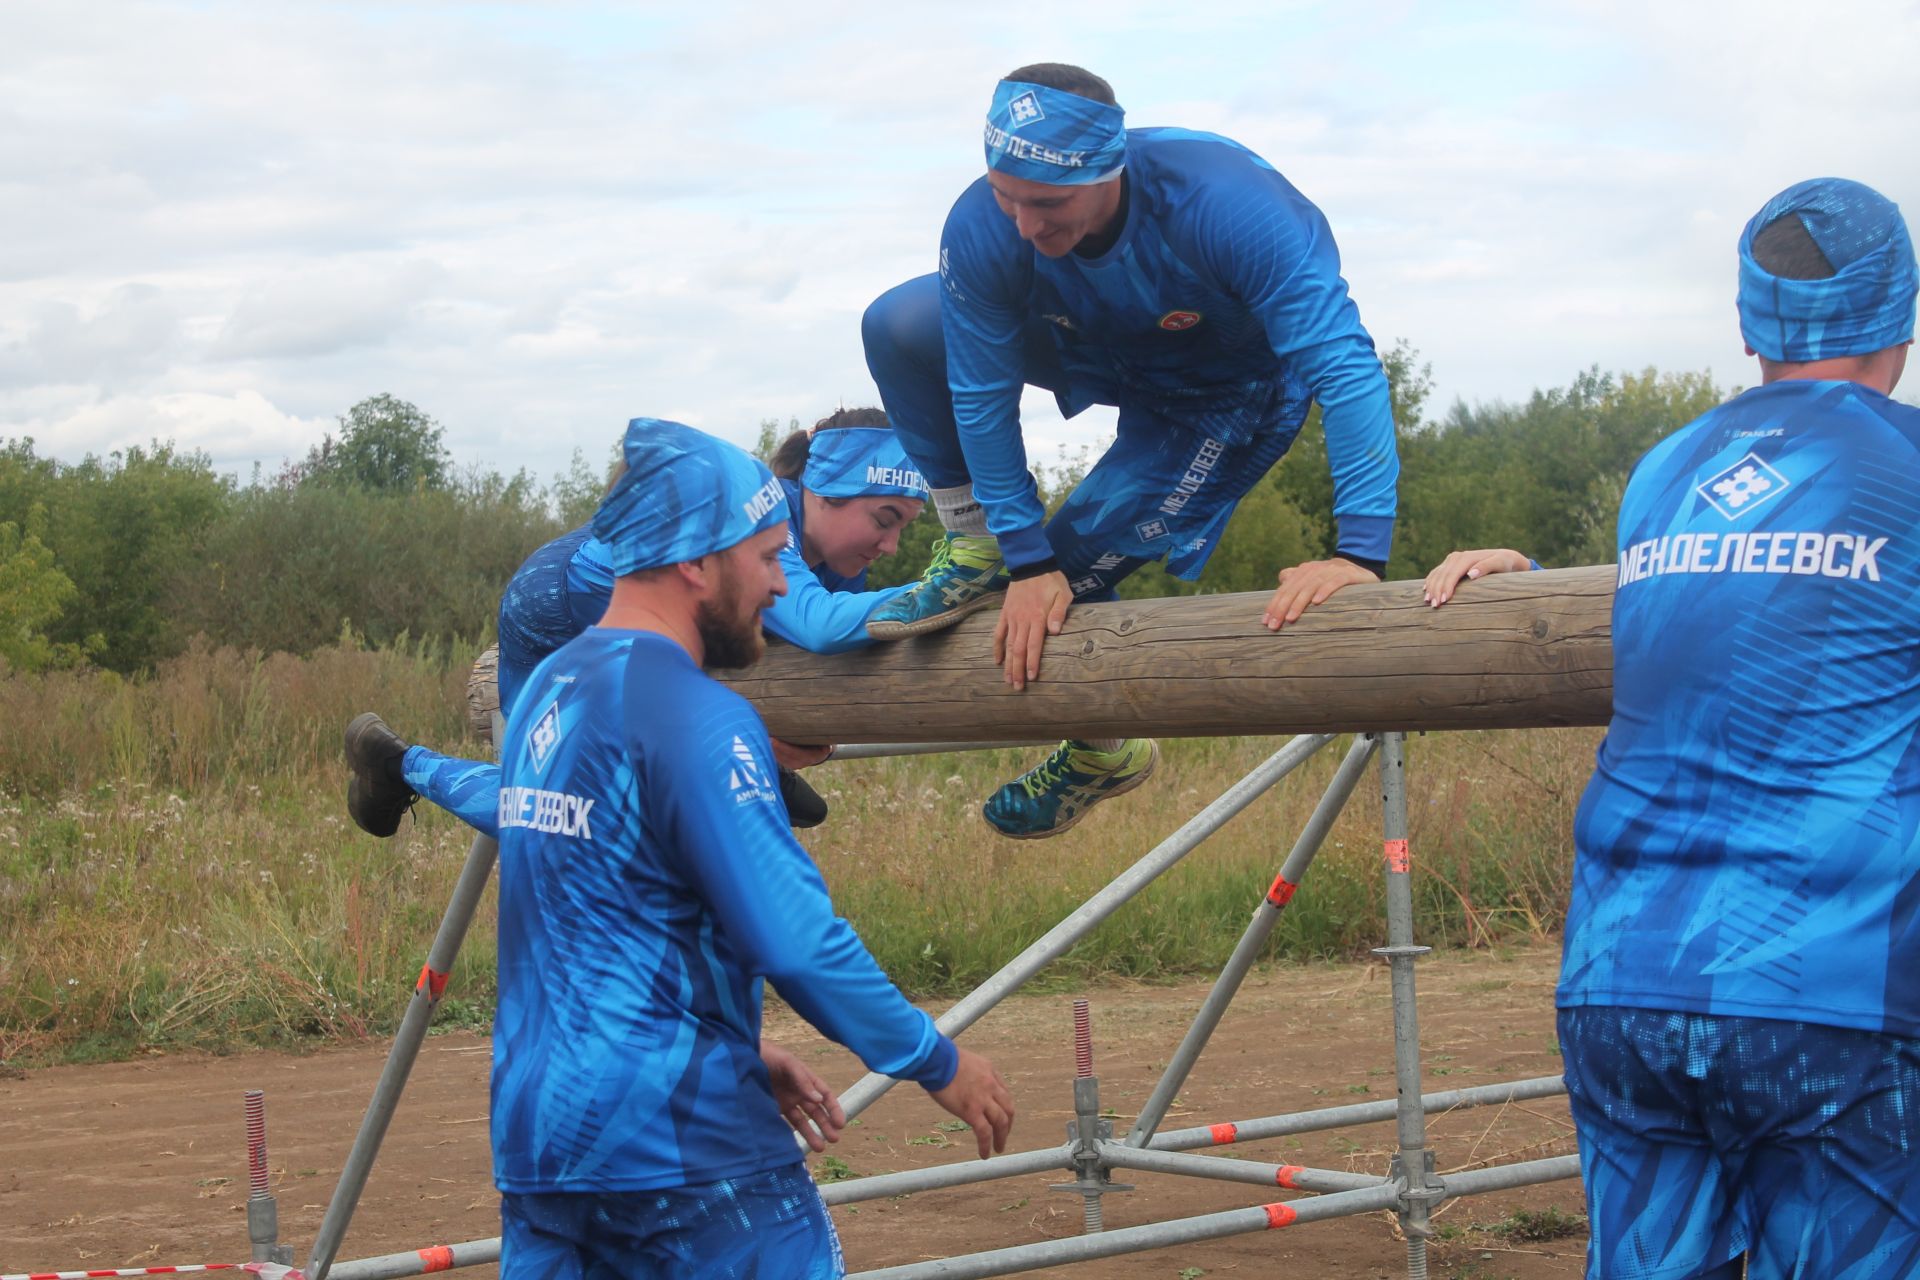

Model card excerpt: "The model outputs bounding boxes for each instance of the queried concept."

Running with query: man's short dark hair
[1752,214,1837,280]
[1004,62,1116,106]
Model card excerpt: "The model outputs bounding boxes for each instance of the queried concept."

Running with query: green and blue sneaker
[864,532,1010,640]
[982,738,1160,839]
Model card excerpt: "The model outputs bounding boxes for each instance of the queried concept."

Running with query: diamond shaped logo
[1007,90,1045,130]
[527,704,561,775]
[1696,453,1790,521]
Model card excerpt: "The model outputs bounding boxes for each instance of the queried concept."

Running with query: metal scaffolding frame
[228,729,1576,1280]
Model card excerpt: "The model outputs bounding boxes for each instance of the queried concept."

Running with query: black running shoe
[778,766,830,829]
[345,712,418,837]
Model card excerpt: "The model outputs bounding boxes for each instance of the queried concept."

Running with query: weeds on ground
[813,1156,856,1183]
[1484,1205,1588,1242]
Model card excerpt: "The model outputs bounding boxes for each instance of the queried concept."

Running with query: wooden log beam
[721,565,1617,743]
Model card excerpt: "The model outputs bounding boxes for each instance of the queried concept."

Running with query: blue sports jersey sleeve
[655,694,958,1088]
[1176,162,1398,562]
[937,197,1054,568]
[763,538,910,654]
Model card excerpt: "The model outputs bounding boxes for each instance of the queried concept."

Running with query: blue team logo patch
[1006,90,1045,131]
[1696,453,1791,521]
[939,245,965,301]
[1069,574,1103,596]
[527,703,562,776]
[1135,518,1169,543]
[728,734,776,805]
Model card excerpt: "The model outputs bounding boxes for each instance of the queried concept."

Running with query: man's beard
[695,567,766,671]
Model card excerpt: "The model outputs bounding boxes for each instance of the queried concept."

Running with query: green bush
[168,477,562,656]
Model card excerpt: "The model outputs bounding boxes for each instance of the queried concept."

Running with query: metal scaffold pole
[833,733,1337,1124]
[276,724,1579,1280]
[304,831,498,1279]
[1376,733,1443,1279]
[1126,733,1379,1147]
[306,710,507,1280]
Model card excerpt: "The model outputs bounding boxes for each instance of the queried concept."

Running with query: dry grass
[0,642,1597,1064]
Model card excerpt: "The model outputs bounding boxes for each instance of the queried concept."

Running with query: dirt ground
[1,947,1586,1279]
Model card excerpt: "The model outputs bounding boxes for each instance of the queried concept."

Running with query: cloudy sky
[7,0,1918,484]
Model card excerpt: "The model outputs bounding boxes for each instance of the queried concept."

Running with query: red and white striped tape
[4,1266,243,1279]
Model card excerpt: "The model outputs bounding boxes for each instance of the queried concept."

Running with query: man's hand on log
[1261,557,1379,631]
[1422,548,1532,607]
[772,738,834,770]
[994,569,1072,691]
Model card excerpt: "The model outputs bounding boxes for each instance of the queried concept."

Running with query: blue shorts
[1045,399,1303,599]
[500,1164,843,1279]
[1559,1006,1920,1280]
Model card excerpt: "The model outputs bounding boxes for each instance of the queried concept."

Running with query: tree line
[2,351,1725,675]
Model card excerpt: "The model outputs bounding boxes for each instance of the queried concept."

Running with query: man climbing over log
[861,62,1399,839]
[1428,178,1920,1278]
[489,417,1013,1279]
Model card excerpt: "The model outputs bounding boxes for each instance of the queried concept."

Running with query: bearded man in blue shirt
[489,418,1014,1279]
[862,62,1399,839]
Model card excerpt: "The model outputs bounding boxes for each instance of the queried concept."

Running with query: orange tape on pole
[1208,1121,1238,1146]
[1275,1164,1304,1189]
[417,1247,455,1273]
[1263,1202,1298,1228]
[1265,874,1298,908]
[1383,838,1410,875]
[415,965,450,1001]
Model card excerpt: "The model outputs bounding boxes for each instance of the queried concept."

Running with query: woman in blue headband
[343,406,929,841]
[762,406,929,656]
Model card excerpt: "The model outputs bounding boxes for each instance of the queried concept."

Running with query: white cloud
[29,389,328,469]
[1,0,1916,489]
[0,283,183,388]
[215,259,449,360]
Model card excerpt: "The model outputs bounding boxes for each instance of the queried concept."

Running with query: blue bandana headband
[983,80,1126,186]
[592,417,789,575]
[802,427,929,500]
[1737,177,1918,362]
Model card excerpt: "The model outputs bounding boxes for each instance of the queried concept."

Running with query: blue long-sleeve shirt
[764,478,910,654]
[492,630,958,1193]
[938,127,1398,571]
[1562,380,1920,1037]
